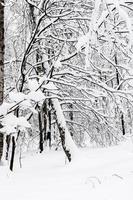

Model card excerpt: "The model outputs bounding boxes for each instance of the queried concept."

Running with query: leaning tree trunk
[0,0,4,161]
[52,99,78,162]
[115,54,126,136]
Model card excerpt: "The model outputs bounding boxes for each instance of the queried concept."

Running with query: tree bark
[115,54,126,136]
[69,103,74,137]
[0,0,4,161]
[10,136,16,171]
[38,109,44,153]
[47,100,51,148]
[52,99,78,162]
[6,135,11,160]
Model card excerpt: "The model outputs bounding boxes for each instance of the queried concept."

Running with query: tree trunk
[69,103,74,137]
[6,135,11,160]
[121,113,125,135]
[0,0,4,161]
[10,136,16,171]
[47,100,51,148]
[43,100,52,147]
[115,54,126,136]
[0,133,3,160]
[52,99,78,162]
[38,109,44,153]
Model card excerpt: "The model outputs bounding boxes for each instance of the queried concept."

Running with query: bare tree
[0,0,4,160]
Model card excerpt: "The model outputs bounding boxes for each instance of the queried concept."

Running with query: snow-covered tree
[1,0,133,170]
[0,0,4,161]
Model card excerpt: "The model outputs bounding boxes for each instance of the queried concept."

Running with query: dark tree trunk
[43,101,47,142]
[10,136,16,171]
[47,100,51,148]
[121,113,125,135]
[43,100,52,147]
[0,0,4,161]
[115,54,126,136]
[69,103,73,137]
[44,114,47,141]
[6,135,11,160]
[38,110,44,153]
[0,133,3,160]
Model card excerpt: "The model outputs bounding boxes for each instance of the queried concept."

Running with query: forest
[0,0,133,199]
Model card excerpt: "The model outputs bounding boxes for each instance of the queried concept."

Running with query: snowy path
[1,144,133,200]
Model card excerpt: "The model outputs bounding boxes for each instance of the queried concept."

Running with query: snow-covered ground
[1,142,133,200]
